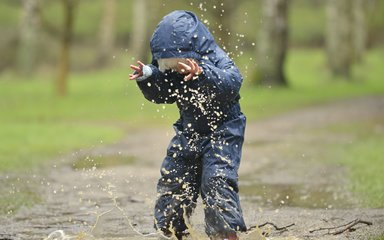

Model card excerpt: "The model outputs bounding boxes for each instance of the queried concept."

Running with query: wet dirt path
[1,96,384,240]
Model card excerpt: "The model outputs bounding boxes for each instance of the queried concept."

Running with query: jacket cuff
[136,65,153,82]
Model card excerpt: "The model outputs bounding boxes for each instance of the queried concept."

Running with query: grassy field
[343,129,384,208]
[1,48,384,207]
[327,121,384,208]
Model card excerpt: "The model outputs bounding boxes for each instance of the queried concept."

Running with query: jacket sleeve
[198,46,243,101]
[136,62,177,104]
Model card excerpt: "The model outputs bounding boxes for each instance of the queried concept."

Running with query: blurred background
[0,0,384,203]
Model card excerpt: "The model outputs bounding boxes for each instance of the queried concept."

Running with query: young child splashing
[129,10,246,240]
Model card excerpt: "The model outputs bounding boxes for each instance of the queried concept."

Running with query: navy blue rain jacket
[137,10,243,135]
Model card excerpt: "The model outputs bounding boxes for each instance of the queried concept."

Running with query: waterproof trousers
[154,114,247,238]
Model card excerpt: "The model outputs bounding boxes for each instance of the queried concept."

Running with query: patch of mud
[0,174,41,215]
[240,181,352,209]
[1,96,384,240]
[72,154,137,170]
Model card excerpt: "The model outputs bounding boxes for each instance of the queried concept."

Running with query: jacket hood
[150,10,217,61]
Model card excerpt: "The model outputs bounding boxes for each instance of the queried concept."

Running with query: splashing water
[43,230,91,240]
[42,165,172,240]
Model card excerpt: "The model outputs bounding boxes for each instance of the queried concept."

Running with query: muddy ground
[1,96,384,240]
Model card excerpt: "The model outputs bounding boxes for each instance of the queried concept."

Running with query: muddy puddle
[0,155,358,240]
[239,180,354,209]
[0,175,41,215]
[72,155,137,170]
[1,159,357,240]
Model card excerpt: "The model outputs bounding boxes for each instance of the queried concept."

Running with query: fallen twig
[248,222,295,232]
[309,218,373,235]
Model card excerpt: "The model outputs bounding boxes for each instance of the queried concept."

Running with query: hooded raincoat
[136,10,247,238]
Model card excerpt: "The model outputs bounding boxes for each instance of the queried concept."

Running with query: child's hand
[129,61,145,80]
[178,59,203,81]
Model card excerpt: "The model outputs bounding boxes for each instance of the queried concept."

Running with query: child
[129,10,246,240]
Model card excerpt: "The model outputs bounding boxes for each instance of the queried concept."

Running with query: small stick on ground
[248,222,295,232]
[309,218,373,235]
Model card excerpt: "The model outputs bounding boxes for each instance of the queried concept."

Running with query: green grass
[345,134,384,207]
[330,121,384,208]
[0,122,122,170]
[0,2,20,27]
[313,118,384,208]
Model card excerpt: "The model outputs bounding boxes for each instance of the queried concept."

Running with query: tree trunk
[96,0,116,67]
[57,0,76,96]
[17,0,40,75]
[352,0,366,63]
[326,0,353,79]
[256,0,289,86]
[130,0,148,62]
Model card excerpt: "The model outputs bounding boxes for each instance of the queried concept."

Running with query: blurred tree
[17,0,41,75]
[57,0,77,96]
[130,0,148,62]
[352,0,366,63]
[366,0,384,47]
[256,0,289,86]
[96,0,116,67]
[326,0,352,79]
[326,0,367,79]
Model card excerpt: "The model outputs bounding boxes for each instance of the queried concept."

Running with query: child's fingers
[186,59,194,72]
[184,73,193,81]
[193,61,199,71]
[178,62,191,69]
[129,74,136,80]
[189,59,196,73]
[194,62,202,75]
[130,65,142,72]
[129,73,141,80]
[137,61,145,68]
[130,65,140,71]
[186,58,195,66]
[187,59,201,75]
[178,62,191,72]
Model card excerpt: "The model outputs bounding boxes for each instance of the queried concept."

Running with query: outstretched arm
[129,60,177,104]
